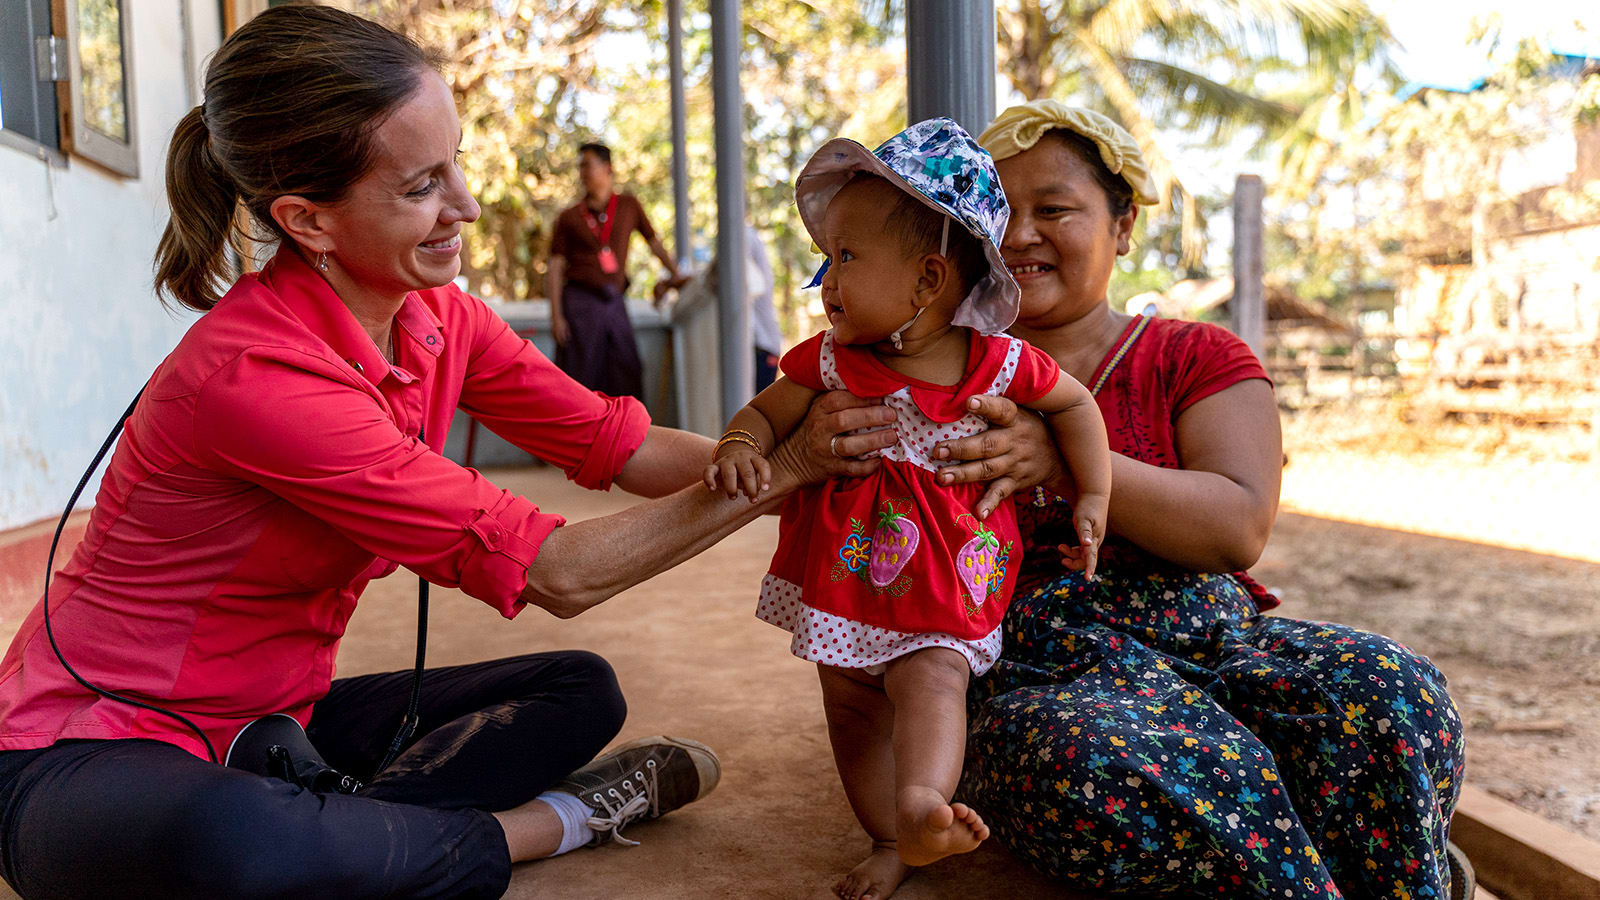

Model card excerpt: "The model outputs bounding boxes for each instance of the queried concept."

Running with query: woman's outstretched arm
[934,380,1281,573]
[612,426,717,497]
[523,391,898,617]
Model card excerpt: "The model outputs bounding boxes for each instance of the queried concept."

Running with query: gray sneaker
[553,736,722,846]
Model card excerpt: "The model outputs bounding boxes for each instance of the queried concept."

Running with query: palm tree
[996,0,1397,261]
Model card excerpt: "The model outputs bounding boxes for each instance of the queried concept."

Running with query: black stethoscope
[42,388,428,789]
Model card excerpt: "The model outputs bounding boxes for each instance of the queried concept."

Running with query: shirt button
[426,335,437,345]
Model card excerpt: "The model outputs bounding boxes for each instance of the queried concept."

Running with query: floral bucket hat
[796,117,1020,335]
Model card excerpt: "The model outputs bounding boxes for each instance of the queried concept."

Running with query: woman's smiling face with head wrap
[980,102,1153,329]
[994,134,1139,328]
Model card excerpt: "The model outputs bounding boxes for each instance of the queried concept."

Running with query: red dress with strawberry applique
[756,329,1061,674]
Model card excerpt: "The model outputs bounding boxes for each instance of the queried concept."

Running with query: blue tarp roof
[1398,48,1599,101]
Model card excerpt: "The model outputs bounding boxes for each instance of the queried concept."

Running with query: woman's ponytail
[154,105,240,312]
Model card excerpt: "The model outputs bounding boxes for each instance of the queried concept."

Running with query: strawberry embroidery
[830,516,913,597]
[955,513,1012,614]
[868,500,920,588]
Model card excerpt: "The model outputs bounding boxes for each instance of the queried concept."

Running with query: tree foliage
[1260,39,1600,329]
[994,0,1396,263]
[359,0,902,337]
[1268,41,1600,317]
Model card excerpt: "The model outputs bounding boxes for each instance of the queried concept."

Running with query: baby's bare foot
[895,787,989,866]
[834,842,910,900]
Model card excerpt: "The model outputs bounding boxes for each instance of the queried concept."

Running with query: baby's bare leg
[818,665,911,900]
[882,648,989,866]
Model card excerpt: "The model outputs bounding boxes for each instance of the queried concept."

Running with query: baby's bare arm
[1027,375,1112,503]
[745,377,819,451]
[708,377,821,499]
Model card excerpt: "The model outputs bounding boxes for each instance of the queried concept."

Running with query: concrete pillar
[906,0,996,134]
[1231,174,1266,359]
[709,0,750,418]
[667,0,692,266]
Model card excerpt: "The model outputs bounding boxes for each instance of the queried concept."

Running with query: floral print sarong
[964,560,1466,899]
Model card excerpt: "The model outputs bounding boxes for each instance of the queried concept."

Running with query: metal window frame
[57,0,140,177]
[0,0,64,154]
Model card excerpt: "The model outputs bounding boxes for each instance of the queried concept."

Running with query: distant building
[1390,54,1600,429]
[1394,55,1600,359]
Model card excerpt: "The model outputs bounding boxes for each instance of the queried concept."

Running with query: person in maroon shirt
[919,103,1468,900]
[0,8,901,899]
[546,142,687,400]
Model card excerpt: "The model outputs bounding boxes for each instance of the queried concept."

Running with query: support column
[710,0,749,418]
[906,0,996,134]
[1231,174,1266,359]
[667,0,692,266]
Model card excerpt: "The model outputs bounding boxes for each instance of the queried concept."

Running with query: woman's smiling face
[315,70,481,299]
[996,134,1137,329]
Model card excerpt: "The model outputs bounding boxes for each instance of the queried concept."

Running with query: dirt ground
[1272,407,1600,843]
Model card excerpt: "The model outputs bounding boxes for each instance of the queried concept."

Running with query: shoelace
[583,758,660,846]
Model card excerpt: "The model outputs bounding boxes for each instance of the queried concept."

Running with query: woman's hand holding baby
[805,391,898,477]
[931,395,1062,518]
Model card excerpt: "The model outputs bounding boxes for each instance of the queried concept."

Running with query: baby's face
[817,179,925,346]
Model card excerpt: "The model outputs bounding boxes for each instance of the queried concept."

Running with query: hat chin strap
[889,218,950,350]
[890,219,950,351]
[890,307,925,351]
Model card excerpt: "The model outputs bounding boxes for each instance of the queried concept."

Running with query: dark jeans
[0,651,626,899]
[554,282,644,401]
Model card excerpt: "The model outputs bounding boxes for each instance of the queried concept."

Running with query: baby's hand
[1057,492,1109,581]
[703,445,772,502]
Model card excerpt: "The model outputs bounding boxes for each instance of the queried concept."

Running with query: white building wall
[0,2,221,530]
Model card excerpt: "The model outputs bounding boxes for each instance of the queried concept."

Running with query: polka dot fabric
[758,328,1062,656]
[821,333,1025,473]
[757,574,1002,674]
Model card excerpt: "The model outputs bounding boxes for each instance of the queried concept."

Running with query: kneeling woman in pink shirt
[0,7,906,898]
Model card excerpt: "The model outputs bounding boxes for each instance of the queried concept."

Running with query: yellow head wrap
[978,100,1158,206]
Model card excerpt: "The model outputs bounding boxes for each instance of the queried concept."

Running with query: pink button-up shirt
[0,249,649,759]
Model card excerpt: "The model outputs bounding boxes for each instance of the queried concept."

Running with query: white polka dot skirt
[756,574,1001,675]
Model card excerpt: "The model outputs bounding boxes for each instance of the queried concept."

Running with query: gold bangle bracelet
[714,433,762,455]
[721,428,760,444]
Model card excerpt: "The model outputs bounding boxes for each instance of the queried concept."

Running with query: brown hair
[1043,129,1136,219]
[154,5,441,311]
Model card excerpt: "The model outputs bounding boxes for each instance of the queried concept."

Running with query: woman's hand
[932,395,1063,519]
[767,391,897,492]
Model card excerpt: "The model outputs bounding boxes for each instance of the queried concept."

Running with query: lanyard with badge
[583,194,621,274]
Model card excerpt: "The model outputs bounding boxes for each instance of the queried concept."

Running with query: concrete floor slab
[334,466,1074,898]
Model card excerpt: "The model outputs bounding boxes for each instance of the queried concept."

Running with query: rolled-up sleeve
[194,349,553,617]
[454,294,650,491]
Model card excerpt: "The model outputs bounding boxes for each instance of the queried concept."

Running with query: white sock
[536,790,597,856]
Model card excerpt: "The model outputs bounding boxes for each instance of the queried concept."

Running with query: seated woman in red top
[929,102,1468,900]
[0,8,898,899]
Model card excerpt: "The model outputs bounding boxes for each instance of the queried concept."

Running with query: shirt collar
[260,247,446,384]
